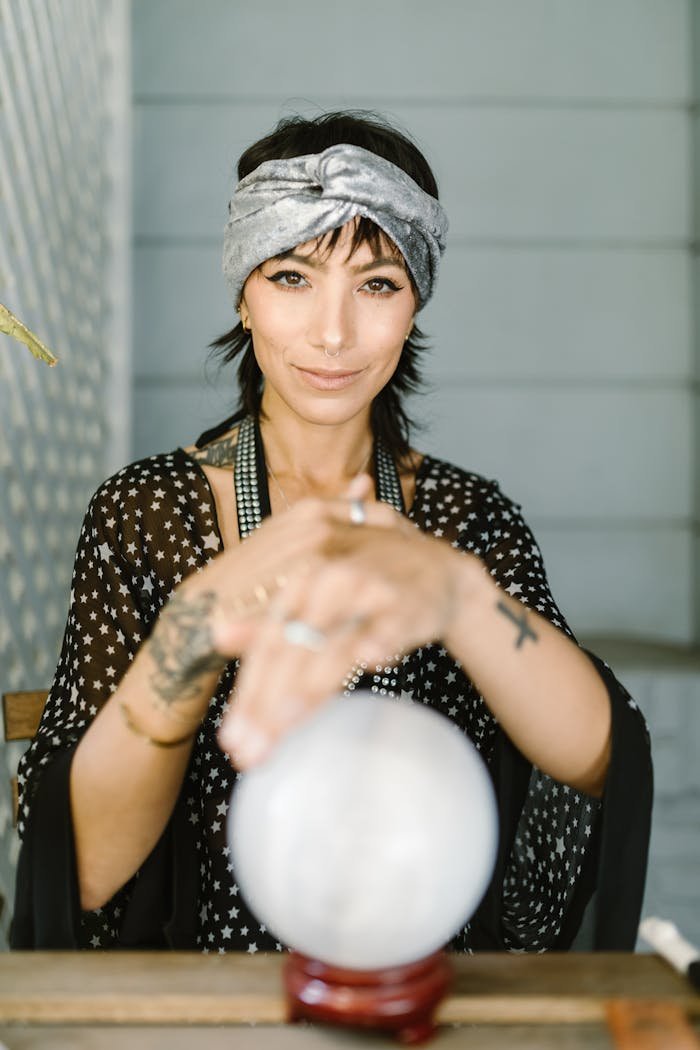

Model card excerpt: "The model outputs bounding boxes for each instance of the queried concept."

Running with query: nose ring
[323,346,340,358]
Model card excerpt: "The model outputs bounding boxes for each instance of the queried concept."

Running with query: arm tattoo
[496,598,538,649]
[191,433,238,468]
[149,589,225,703]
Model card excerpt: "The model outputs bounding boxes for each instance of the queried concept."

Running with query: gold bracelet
[118,699,197,749]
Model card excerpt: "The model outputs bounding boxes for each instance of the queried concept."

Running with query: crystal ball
[228,691,498,970]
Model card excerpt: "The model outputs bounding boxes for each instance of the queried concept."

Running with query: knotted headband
[222,144,448,310]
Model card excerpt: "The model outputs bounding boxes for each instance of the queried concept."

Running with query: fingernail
[219,715,269,767]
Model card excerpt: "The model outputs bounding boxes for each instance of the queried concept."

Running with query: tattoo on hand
[496,598,538,649]
[191,433,238,468]
[149,590,224,703]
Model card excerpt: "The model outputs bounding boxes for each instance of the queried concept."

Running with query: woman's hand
[216,478,464,768]
[144,475,424,722]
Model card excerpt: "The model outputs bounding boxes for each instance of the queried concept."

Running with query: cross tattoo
[496,599,538,649]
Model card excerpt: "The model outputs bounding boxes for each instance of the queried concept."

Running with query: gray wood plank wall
[131,0,692,643]
[0,0,128,947]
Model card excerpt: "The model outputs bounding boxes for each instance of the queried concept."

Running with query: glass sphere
[228,692,498,970]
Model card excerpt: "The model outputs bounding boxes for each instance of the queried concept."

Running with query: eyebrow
[272,250,406,274]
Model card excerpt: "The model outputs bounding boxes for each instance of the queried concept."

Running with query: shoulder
[416,454,521,512]
[83,448,217,555]
[89,448,206,512]
[413,453,533,555]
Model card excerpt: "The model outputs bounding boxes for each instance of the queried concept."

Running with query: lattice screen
[0,0,127,946]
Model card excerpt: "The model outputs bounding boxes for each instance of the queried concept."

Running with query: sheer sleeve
[409,459,651,951]
[479,482,652,951]
[11,465,198,949]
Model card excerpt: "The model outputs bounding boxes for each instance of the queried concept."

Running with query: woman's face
[239,221,416,428]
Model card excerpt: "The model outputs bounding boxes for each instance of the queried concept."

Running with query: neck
[258,391,373,497]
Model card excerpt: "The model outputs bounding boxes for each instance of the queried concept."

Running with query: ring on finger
[283,619,327,652]
[349,498,366,525]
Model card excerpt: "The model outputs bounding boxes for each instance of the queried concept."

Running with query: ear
[239,300,250,332]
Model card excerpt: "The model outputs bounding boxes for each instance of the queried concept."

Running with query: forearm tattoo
[149,589,225,703]
[191,433,238,468]
[496,598,538,649]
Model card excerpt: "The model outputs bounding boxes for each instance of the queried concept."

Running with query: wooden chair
[2,689,49,826]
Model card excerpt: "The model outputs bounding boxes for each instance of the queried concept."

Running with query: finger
[218,571,321,759]
[218,565,404,766]
[343,472,373,500]
[209,605,263,658]
[298,566,405,678]
[222,608,403,770]
[216,519,431,765]
[219,641,357,770]
[285,487,402,532]
[325,500,404,534]
[219,623,320,766]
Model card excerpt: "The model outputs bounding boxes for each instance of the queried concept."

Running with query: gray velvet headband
[222,144,448,310]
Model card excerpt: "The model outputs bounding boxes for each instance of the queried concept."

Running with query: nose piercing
[323,346,340,358]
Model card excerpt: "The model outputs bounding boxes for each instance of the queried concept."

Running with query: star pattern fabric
[16,448,646,953]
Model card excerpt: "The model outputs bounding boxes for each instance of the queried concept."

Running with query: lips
[294,366,363,391]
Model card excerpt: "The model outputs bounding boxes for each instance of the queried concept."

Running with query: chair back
[2,689,49,825]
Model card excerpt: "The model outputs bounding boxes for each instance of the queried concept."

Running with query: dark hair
[210,110,439,460]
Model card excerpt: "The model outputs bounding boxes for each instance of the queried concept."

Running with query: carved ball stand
[284,949,453,1045]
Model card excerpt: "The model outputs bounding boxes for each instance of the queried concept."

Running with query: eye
[265,270,308,288]
[362,276,402,295]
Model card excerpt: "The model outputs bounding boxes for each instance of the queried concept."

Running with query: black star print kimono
[11,449,652,952]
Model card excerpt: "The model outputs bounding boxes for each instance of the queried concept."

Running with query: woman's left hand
[218,477,463,767]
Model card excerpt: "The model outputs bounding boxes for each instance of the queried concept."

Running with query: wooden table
[1,951,699,1048]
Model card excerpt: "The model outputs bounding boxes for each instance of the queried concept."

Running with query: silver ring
[283,619,326,652]
[323,346,340,358]
[349,498,366,525]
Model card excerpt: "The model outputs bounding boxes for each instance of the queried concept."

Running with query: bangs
[277,216,410,275]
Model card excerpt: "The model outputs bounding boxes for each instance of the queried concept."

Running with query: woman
[12,111,651,953]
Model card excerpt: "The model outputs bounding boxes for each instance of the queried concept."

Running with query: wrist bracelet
[118,698,197,749]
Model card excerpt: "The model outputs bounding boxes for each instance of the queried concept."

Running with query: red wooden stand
[284,949,453,1045]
